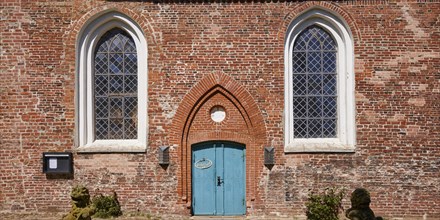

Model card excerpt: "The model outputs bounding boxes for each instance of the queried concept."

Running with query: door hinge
[193,197,195,206]
[242,198,245,206]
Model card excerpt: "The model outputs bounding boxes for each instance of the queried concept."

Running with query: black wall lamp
[158,146,170,165]
[264,147,274,168]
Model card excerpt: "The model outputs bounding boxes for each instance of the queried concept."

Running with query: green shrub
[305,188,345,220]
[92,192,122,218]
[63,185,95,220]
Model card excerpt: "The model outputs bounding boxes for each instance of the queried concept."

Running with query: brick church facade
[1,0,439,218]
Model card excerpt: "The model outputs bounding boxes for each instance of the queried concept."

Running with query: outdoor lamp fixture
[264,147,275,167]
[158,146,170,165]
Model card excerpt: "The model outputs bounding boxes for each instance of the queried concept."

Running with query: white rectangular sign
[49,158,58,169]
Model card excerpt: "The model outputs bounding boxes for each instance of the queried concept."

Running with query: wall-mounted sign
[194,158,213,169]
[42,152,73,174]
[49,158,58,169]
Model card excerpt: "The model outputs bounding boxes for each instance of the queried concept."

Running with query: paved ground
[0,212,299,220]
[0,212,437,220]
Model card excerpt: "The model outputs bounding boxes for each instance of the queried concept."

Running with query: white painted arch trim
[76,11,148,153]
[284,8,356,152]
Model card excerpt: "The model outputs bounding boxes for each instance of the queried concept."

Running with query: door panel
[192,142,245,216]
[192,144,216,215]
[223,144,246,215]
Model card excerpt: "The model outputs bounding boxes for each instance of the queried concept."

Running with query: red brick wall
[1,0,439,218]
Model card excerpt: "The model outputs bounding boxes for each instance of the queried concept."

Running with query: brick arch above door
[169,72,267,205]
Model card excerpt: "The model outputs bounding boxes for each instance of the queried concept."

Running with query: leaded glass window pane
[94,28,137,140]
[292,25,337,138]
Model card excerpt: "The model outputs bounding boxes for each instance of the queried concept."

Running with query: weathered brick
[1,0,439,218]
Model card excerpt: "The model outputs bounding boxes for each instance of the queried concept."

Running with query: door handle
[217,176,223,186]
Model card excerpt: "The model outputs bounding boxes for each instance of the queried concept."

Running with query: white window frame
[76,11,148,153]
[284,8,355,152]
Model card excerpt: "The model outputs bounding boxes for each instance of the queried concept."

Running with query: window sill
[285,139,355,153]
[76,140,146,153]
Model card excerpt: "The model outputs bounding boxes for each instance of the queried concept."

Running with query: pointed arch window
[94,29,138,140]
[77,12,147,152]
[284,9,355,152]
[292,25,337,139]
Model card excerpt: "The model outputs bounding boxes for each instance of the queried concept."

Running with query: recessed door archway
[170,72,267,212]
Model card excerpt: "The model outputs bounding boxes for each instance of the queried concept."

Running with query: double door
[192,141,246,216]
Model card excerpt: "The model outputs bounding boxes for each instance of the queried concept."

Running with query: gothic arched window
[77,12,147,152]
[292,25,337,139]
[284,9,355,152]
[94,29,138,140]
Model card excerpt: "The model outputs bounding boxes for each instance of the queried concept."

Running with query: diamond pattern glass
[95,97,108,118]
[323,97,337,118]
[294,39,306,51]
[308,97,322,118]
[124,97,137,118]
[110,37,123,52]
[95,119,108,139]
[95,75,108,96]
[96,41,109,52]
[294,119,308,138]
[323,52,336,73]
[292,52,306,73]
[308,52,321,73]
[292,25,337,138]
[124,119,137,139]
[125,40,136,53]
[109,98,123,118]
[323,119,337,137]
[293,97,307,118]
[316,28,327,41]
[109,75,124,94]
[109,119,123,139]
[323,38,336,50]
[95,53,108,74]
[124,54,137,74]
[308,119,322,138]
[307,74,322,95]
[323,75,337,95]
[109,54,123,74]
[292,74,307,95]
[124,75,137,93]
[308,37,321,51]
[94,28,138,140]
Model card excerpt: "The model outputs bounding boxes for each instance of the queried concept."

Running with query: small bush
[92,192,122,218]
[63,185,95,220]
[305,187,345,220]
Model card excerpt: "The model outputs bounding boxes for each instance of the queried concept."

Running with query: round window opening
[210,106,226,123]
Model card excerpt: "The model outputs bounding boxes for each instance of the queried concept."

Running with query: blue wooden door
[192,142,246,216]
